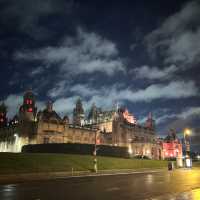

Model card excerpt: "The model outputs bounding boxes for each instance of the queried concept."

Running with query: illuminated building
[112,109,162,159]
[121,108,137,124]
[161,130,182,159]
[0,90,165,160]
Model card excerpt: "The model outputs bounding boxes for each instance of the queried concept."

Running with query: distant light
[197,155,200,160]
[14,133,18,138]
[128,145,133,154]
[184,128,191,136]
[146,149,150,154]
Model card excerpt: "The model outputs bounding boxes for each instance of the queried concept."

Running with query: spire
[145,112,155,130]
[46,101,53,112]
[73,98,85,126]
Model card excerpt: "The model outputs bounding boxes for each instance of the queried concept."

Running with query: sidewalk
[0,168,166,185]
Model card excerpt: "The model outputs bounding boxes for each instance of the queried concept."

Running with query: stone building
[36,101,99,145]
[0,90,163,159]
[111,109,162,159]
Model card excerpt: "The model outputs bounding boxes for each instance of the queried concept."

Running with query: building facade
[161,131,183,159]
[111,108,161,159]
[0,90,171,160]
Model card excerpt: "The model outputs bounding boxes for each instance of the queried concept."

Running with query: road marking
[58,170,163,179]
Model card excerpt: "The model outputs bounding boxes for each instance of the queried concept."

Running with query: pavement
[0,168,200,200]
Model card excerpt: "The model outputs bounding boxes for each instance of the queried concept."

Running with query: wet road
[0,169,200,200]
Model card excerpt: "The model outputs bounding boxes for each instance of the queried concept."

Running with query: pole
[184,131,191,168]
[93,130,97,173]
[184,134,190,158]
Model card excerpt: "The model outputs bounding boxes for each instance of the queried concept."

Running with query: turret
[19,90,37,122]
[73,98,85,126]
[88,103,98,124]
[145,112,155,130]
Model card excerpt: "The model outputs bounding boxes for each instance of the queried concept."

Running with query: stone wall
[36,121,99,145]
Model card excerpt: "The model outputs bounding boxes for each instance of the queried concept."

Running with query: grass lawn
[0,153,168,174]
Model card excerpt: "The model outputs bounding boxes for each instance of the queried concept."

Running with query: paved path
[0,168,200,200]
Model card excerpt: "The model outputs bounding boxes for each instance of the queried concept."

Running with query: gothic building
[0,90,167,160]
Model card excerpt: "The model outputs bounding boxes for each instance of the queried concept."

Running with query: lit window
[28,108,33,112]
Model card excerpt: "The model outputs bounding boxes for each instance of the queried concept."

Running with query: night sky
[0,0,200,142]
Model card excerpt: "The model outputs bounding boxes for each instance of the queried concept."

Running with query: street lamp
[184,128,192,168]
[93,129,98,173]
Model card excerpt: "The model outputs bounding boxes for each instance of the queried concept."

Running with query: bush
[133,155,150,159]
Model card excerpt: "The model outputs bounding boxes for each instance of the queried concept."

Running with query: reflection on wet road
[0,169,200,200]
[153,188,200,200]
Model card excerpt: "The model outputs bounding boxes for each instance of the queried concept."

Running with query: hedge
[22,143,130,158]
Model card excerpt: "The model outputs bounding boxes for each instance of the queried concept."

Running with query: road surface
[0,169,200,200]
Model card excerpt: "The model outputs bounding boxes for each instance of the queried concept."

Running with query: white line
[58,170,163,179]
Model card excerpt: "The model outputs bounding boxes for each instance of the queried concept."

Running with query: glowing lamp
[184,128,191,136]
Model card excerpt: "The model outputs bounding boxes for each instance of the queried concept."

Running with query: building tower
[46,101,53,113]
[73,98,85,126]
[88,103,98,124]
[145,112,155,130]
[0,103,7,128]
[19,90,37,122]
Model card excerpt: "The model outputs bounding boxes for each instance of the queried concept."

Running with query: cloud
[70,84,99,97]
[119,81,198,102]
[67,80,198,107]
[146,0,200,66]
[47,81,67,98]
[132,64,178,80]
[177,107,200,119]
[29,66,44,77]
[53,96,78,117]
[154,106,200,134]
[15,27,125,76]
[1,0,74,39]
[1,95,23,119]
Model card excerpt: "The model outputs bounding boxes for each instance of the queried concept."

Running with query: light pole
[93,129,98,173]
[184,128,192,168]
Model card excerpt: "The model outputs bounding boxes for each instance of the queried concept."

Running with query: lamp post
[184,128,192,168]
[93,129,98,173]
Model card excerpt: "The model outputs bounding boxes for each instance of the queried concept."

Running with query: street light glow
[184,128,191,136]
